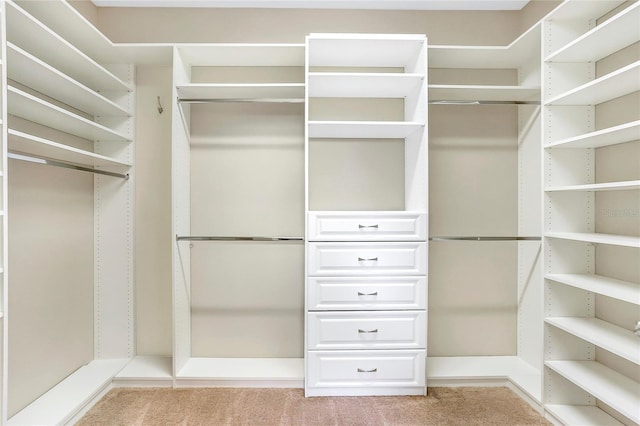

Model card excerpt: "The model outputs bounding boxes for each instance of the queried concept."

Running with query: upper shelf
[308,34,425,69]
[308,121,424,139]
[8,129,131,170]
[177,83,305,101]
[545,120,640,149]
[545,232,640,248]
[545,180,640,192]
[545,61,640,106]
[545,317,640,365]
[545,0,626,21]
[429,85,539,102]
[6,1,131,92]
[308,73,424,98]
[7,43,130,117]
[546,2,640,63]
[176,44,305,67]
[429,23,540,69]
[8,86,131,143]
[545,273,640,306]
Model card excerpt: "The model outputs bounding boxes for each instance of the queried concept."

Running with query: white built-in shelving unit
[305,33,428,397]
[542,1,640,425]
[171,43,306,387]
[2,0,136,423]
[426,22,543,406]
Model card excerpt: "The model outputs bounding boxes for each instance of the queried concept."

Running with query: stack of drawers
[305,212,427,396]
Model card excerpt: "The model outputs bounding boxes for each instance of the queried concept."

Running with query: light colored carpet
[77,387,550,425]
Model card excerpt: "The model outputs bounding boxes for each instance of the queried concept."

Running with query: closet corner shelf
[545,180,640,192]
[544,2,640,63]
[176,83,305,101]
[545,405,624,426]
[6,1,131,92]
[544,360,640,423]
[544,120,640,149]
[6,358,130,426]
[8,86,132,143]
[114,356,173,382]
[8,129,131,170]
[544,60,640,106]
[308,73,424,98]
[545,232,640,248]
[428,85,539,103]
[7,43,131,117]
[545,317,640,364]
[308,121,424,139]
[545,273,640,305]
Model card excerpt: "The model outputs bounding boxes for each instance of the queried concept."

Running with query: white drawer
[308,212,427,241]
[307,349,426,388]
[308,311,426,350]
[307,276,427,310]
[307,242,427,276]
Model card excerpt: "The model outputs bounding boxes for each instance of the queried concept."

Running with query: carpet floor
[77,387,550,425]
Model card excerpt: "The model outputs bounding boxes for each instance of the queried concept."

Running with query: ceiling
[91,0,531,10]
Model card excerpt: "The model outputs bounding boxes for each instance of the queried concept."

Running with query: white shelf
[545,360,640,423]
[6,1,130,91]
[8,129,131,169]
[545,274,640,305]
[426,356,541,402]
[545,61,640,106]
[545,317,640,364]
[8,86,131,142]
[546,0,627,21]
[545,232,640,248]
[308,73,424,98]
[7,43,130,117]
[7,358,130,426]
[546,2,640,63]
[177,44,305,67]
[176,83,304,100]
[546,180,640,192]
[308,34,425,68]
[308,121,424,139]
[429,24,540,69]
[12,0,126,65]
[177,357,304,383]
[429,84,539,102]
[545,120,640,149]
[115,356,173,381]
[546,405,624,426]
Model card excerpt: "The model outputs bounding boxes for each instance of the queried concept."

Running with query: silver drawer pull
[358,224,379,229]
[357,291,378,296]
[358,328,378,333]
[358,257,378,262]
[357,368,377,373]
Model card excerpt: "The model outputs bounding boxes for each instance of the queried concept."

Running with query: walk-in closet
[0,0,637,425]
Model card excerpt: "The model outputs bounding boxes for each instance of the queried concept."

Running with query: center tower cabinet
[305,34,428,396]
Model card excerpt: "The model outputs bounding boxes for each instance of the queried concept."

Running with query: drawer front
[308,212,427,241]
[307,276,427,310]
[307,242,427,276]
[308,311,426,349]
[307,350,426,388]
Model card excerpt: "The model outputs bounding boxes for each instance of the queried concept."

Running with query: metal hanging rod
[429,236,541,241]
[178,98,304,104]
[8,152,129,180]
[176,235,304,242]
[429,100,540,105]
